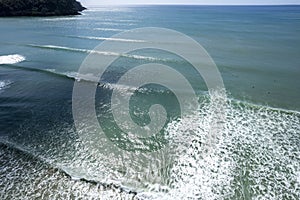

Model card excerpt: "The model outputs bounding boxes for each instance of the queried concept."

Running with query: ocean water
[0,5,300,199]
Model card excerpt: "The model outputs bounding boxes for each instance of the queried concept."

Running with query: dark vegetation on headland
[0,0,86,17]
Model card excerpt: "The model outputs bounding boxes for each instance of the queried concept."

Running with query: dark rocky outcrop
[0,0,86,17]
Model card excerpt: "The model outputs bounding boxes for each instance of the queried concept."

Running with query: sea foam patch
[135,94,300,199]
[0,54,26,65]
[0,80,12,91]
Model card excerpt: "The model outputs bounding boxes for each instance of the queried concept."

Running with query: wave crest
[0,80,13,91]
[27,44,167,62]
[0,54,25,65]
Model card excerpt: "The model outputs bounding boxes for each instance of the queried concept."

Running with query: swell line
[67,35,146,43]
[25,44,169,62]
[1,64,143,93]
[230,98,300,116]
[1,64,75,81]
[3,63,300,116]
[93,28,127,32]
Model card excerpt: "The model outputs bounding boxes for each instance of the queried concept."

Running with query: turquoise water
[0,5,300,199]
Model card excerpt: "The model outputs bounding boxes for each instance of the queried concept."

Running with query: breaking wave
[94,28,127,32]
[0,80,299,199]
[0,54,25,65]
[0,80,13,92]
[68,35,146,43]
[26,44,168,62]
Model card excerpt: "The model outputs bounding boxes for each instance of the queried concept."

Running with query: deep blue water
[0,6,299,199]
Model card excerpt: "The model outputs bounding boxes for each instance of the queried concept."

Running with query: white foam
[64,71,99,82]
[45,68,56,73]
[41,17,84,21]
[0,141,137,199]
[145,97,300,199]
[94,28,127,32]
[28,44,164,62]
[0,80,12,91]
[73,35,146,43]
[61,70,139,94]
[0,54,25,65]
[99,22,136,26]
[98,19,137,23]
[1,89,299,199]
[84,7,133,12]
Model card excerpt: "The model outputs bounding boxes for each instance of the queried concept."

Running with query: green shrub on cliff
[0,0,86,16]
